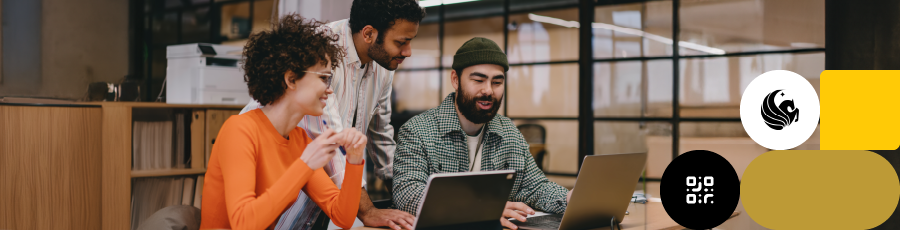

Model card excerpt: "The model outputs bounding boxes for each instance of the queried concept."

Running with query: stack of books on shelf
[132,112,192,170]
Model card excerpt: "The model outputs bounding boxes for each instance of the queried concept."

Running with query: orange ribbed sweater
[199,109,362,230]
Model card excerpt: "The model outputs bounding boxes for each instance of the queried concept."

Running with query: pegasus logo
[740,70,819,150]
[761,90,800,130]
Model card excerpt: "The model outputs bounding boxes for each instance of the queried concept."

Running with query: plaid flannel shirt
[392,92,569,215]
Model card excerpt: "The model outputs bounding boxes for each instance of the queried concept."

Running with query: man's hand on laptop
[359,208,415,230]
[501,202,535,229]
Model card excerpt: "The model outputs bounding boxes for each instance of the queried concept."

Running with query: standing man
[392,37,573,230]
[239,0,424,229]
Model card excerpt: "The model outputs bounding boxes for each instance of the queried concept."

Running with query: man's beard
[456,85,503,124]
[367,39,399,70]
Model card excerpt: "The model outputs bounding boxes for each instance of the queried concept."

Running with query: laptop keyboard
[511,214,563,229]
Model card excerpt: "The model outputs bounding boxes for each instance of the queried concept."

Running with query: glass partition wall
[392,0,823,181]
[135,0,824,189]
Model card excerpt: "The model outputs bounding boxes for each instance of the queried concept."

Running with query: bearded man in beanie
[392,37,573,229]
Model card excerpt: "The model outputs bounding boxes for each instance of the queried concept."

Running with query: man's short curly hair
[243,14,344,106]
[349,0,425,43]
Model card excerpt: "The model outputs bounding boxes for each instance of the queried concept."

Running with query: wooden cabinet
[1,102,243,230]
[1,105,103,230]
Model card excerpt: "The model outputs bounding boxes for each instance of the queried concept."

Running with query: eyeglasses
[300,70,335,88]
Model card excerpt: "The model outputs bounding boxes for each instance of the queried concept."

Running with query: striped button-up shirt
[239,19,396,230]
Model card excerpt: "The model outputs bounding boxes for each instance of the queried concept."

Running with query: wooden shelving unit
[97,102,242,230]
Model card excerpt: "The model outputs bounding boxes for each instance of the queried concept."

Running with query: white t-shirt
[467,129,485,172]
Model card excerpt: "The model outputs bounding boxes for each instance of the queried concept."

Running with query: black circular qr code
[661,150,740,229]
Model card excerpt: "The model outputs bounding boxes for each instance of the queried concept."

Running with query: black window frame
[392,0,825,179]
[133,0,826,179]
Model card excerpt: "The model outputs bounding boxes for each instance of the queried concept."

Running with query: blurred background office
[0,0,828,229]
[0,0,824,179]
[135,1,825,229]
[136,0,822,182]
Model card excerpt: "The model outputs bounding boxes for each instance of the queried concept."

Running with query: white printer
[166,43,250,105]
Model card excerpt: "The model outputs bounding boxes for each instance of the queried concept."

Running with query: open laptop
[511,152,648,230]
[412,170,517,230]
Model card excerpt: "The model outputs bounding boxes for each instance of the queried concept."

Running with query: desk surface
[343,202,739,230]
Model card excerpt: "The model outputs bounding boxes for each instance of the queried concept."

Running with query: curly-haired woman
[199,14,367,230]
[236,0,426,229]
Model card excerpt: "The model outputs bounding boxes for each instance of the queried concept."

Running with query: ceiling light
[528,13,726,55]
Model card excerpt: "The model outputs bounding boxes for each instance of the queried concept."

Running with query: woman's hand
[301,128,343,170]
[339,128,367,165]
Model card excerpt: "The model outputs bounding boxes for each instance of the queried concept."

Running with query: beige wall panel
[507,64,579,117]
[0,0,129,99]
[402,23,440,69]
[393,71,441,112]
[678,53,823,117]
[507,8,579,63]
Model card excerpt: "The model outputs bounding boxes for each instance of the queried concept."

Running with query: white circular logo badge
[740,70,819,150]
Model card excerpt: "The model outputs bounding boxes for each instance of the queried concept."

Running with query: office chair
[137,205,201,230]
[516,123,547,171]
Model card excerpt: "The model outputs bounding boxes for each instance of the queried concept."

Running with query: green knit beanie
[452,37,509,72]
